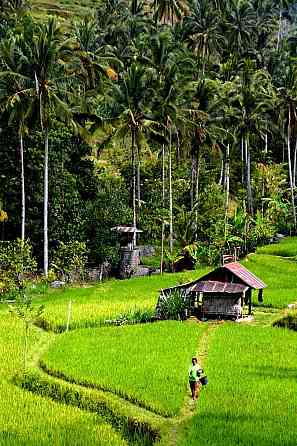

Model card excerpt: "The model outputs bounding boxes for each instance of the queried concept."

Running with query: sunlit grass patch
[256,236,297,257]
[0,314,127,445]
[242,254,297,308]
[174,323,297,446]
[41,321,206,417]
[30,270,209,331]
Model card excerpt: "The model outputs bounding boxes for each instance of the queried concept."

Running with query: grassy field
[0,314,127,446]
[41,321,206,417]
[1,237,297,445]
[256,236,297,257]
[27,270,208,331]
[242,253,297,308]
[24,246,297,334]
[174,324,297,446]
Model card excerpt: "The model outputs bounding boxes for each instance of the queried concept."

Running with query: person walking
[188,356,203,400]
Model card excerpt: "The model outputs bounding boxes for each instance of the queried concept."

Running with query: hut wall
[202,293,242,318]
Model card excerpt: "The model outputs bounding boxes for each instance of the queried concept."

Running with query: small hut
[156,262,267,320]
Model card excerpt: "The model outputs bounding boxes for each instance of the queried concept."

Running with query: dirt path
[162,320,220,446]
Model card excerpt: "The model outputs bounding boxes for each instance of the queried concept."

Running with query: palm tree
[105,62,155,245]
[183,0,224,73]
[19,18,74,276]
[0,36,31,240]
[153,0,186,26]
[228,59,276,214]
[277,61,297,230]
[224,0,257,56]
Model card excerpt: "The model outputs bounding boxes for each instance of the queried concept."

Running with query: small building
[156,262,267,320]
[111,225,143,278]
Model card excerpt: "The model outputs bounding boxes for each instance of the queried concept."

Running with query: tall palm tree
[277,61,297,230]
[0,36,31,240]
[224,0,257,56]
[228,59,276,214]
[183,0,224,72]
[105,62,155,245]
[19,18,74,276]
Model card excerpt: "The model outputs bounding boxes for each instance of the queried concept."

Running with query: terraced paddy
[1,236,297,445]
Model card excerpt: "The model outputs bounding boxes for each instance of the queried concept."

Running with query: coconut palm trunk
[287,107,297,229]
[245,137,253,214]
[44,128,49,276]
[20,131,25,241]
[293,138,297,188]
[224,144,230,238]
[195,149,200,241]
[132,128,137,247]
[169,126,173,253]
[160,144,165,274]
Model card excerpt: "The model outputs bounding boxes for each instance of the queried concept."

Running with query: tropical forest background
[1,0,297,277]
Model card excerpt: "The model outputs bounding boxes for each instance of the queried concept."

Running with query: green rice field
[1,236,297,445]
[173,324,297,446]
[0,314,127,446]
[41,321,206,417]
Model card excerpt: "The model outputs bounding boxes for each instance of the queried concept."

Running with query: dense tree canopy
[1,0,297,271]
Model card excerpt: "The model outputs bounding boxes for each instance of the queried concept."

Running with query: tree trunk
[190,152,195,210]
[277,8,282,51]
[44,128,49,277]
[160,144,165,275]
[195,149,200,241]
[224,144,230,238]
[20,132,25,241]
[293,138,297,188]
[132,129,137,247]
[245,138,253,214]
[287,108,297,230]
[169,127,173,253]
[241,137,244,185]
[137,147,141,213]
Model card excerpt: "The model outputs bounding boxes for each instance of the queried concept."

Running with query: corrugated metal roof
[189,281,248,294]
[111,226,143,233]
[224,262,267,289]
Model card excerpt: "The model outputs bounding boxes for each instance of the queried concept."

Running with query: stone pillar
[119,248,140,279]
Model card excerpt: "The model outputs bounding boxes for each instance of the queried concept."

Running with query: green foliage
[257,236,297,257]
[41,321,206,417]
[158,289,189,320]
[0,239,37,297]
[51,241,87,282]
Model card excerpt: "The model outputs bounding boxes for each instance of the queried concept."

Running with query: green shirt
[188,364,201,382]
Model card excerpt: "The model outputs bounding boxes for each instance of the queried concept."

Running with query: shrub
[157,290,189,320]
[0,239,37,298]
[51,241,87,282]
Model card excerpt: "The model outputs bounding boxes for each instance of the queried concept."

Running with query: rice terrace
[0,236,296,445]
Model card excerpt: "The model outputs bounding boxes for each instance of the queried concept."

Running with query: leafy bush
[51,241,87,282]
[158,290,189,320]
[0,239,37,298]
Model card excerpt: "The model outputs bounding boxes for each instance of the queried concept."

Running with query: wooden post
[66,299,72,332]
[248,290,252,315]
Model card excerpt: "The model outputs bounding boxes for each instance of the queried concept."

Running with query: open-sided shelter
[156,262,267,320]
